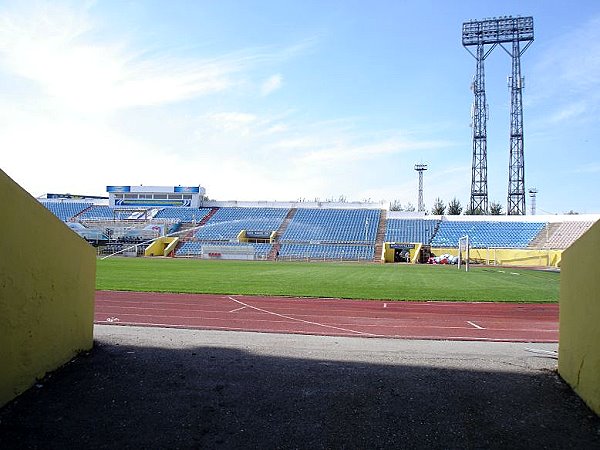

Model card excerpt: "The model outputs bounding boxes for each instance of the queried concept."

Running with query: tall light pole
[414,164,428,213]
[462,16,534,215]
[528,188,538,215]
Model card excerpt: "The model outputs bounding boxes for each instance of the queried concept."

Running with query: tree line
[390,198,504,215]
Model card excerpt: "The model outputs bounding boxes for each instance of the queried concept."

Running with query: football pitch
[96,258,559,303]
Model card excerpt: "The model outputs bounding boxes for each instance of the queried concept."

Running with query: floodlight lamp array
[462,16,534,46]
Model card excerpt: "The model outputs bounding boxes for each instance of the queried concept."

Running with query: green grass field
[96,258,559,303]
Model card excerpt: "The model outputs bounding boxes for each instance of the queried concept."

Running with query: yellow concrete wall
[432,247,562,267]
[144,237,178,257]
[558,219,600,416]
[0,169,96,407]
[381,243,420,263]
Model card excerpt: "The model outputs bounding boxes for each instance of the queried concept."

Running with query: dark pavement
[1,325,599,449]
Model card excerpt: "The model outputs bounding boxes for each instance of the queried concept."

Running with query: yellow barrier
[381,243,421,263]
[433,247,562,267]
[0,169,96,407]
[144,237,179,257]
[559,219,600,415]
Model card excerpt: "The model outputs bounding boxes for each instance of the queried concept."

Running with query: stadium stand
[193,207,289,241]
[278,243,375,260]
[40,201,92,221]
[78,205,121,220]
[153,207,212,223]
[176,241,272,259]
[384,218,440,244]
[537,221,595,249]
[280,208,380,243]
[431,220,545,248]
[38,195,598,264]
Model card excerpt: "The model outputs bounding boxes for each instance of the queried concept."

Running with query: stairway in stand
[180,207,219,240]
[267,208,297,260]
[373,209,387,262]
[172,207,220,256]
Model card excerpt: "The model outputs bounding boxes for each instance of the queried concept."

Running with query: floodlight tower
[462,16,534,215]
[462,21,497,214]
[500,17,534,215]
[528,187,538,215]
[414,164,428,213]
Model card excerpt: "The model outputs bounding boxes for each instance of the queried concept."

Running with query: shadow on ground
[1,330,599,449]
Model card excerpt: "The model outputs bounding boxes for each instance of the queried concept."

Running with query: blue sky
[0,0,598,214]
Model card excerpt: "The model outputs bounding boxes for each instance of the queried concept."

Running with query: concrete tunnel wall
[0,168,96,407]
[559,219,600,416]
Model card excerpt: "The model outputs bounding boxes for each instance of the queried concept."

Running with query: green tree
[465,206,484,215]
[490,202,503,215]
[431,198,446,215]
[447,198,463,215]
[404,202,416,212]
[389,200,403,211]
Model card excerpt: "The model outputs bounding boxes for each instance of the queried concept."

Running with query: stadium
[39,184,598,267]
[2,8,600,448]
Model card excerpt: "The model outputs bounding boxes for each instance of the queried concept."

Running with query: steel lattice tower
[462,32,496,214]
[414,164,427,212]
[529,188,538,215]
[462,16,534,215]
[501,25,534,215]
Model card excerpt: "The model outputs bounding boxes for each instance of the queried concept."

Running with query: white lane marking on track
[227,296,382,337]
[229,306,247,313]
[467,320,485,330]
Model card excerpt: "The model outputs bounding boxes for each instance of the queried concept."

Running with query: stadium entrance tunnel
[144,237,179,257]
[237,229,277,244]
[382,243,430,264]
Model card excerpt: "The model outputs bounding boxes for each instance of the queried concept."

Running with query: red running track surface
[95,291,558,342]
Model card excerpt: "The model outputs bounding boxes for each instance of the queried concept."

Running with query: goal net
[458,235,470,272]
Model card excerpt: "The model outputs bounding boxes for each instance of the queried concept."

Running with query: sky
[0,0,599,214]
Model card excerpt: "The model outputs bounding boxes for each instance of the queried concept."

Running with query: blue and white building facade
[107,185,205,208]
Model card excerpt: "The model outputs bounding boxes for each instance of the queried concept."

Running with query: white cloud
[531,14,600,126]
[0,3,269,113]
[545,102,588,124]
[260,74,283,96]
[0,1,465,206]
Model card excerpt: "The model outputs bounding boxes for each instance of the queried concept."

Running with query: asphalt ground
[1,325,599,449]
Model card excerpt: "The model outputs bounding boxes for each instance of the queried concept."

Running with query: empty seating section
[541,221,595,249]
[176,241,272,258]
[431,221,545,248]
[194,208,289,240]
[279,244,374,260]
[78,205,119,220]
[385,219,439,244]
[154,207,212,223]
[41,201,92,221]
[281,209,380,243]
[42,200,588,259]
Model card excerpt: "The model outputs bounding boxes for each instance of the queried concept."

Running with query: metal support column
[468,42,493,214]
[506,40,526,215]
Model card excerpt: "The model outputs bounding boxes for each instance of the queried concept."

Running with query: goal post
[458,235,470,272]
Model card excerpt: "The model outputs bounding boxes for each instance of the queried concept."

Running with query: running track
[95,291,559,342]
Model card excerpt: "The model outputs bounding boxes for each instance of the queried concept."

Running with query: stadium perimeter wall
[0,169,96,407]
[559,219,600,416]
[432,247,561,267]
